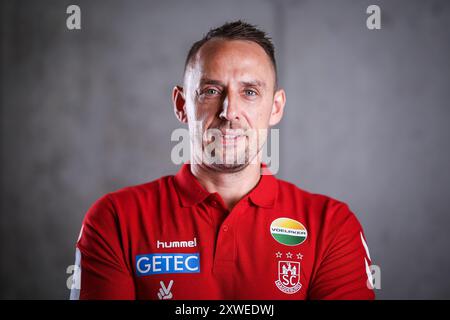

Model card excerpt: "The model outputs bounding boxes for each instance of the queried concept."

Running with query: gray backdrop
[1,0,449,299]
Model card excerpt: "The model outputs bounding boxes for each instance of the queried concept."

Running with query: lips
[220,134,245,146]
[205,128,247,146]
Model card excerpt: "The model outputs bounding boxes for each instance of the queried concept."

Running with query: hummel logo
[157,237,197,249]
[157,280,174,300]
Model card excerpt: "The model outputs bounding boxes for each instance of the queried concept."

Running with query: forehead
[189,39,275,86]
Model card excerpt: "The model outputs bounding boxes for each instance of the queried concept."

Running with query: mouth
[204,128,248,147]
[221,134,245,146]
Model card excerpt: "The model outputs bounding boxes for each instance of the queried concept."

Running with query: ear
[268,88,286,126]
[172,85,188,123]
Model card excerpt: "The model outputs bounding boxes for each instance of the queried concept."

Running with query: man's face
[175,39,285,172]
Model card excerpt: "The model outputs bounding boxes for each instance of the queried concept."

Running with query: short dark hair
[184,20,278,89]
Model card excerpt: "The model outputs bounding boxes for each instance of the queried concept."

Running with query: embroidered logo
[157,280,174,300]
[275,261,302,294]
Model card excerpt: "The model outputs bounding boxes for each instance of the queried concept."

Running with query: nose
[219,92,239,121]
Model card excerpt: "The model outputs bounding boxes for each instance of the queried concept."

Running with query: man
[70,20,375,300]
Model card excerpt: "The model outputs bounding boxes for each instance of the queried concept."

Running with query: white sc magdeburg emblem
[275,261,301,294]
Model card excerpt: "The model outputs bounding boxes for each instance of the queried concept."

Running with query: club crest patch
[275,260,302,294]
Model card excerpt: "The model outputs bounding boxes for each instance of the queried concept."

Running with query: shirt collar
[173,163,211,207]
[173,162,278,208]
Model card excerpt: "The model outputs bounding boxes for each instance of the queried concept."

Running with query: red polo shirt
[72,163,375,300]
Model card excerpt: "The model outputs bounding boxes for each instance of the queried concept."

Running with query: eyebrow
[199,78,225,87]
[199,78,267,89]
[240,80,266,88]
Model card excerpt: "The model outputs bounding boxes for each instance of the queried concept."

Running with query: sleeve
[70,194,135,300]
[308,204,376,300]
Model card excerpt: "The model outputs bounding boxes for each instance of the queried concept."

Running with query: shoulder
[84,174,174,220]
[276,178,361,228]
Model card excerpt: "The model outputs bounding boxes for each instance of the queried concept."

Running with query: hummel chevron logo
[157,280,174,300]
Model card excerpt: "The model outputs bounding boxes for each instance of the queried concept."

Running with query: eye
[204,88,220,96]
[244,89,257,96]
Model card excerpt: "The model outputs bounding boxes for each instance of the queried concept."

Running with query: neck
[191,162,261,210]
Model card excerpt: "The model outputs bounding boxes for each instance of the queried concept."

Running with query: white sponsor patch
[158,280,174,300]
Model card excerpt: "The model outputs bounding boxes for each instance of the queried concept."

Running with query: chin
[207,161,249,173]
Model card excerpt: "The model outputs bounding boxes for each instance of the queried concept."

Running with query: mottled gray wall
[1,0,449,299]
